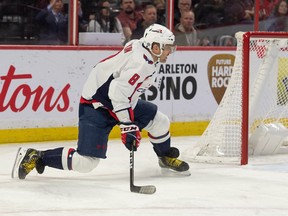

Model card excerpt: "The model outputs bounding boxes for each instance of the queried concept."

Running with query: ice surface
[1,136,288,216]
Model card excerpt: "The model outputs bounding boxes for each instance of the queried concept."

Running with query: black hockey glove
[119,122,141,151]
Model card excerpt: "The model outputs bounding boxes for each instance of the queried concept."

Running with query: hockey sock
[152,138,171,157]
[41,147,64,170]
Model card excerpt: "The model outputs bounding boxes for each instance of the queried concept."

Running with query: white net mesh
[249,38,288,131]
[183,32,288,164]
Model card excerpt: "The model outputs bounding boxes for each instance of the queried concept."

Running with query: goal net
[183,32,288,165]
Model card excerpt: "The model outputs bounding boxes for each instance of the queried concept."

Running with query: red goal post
[183,31,288,165]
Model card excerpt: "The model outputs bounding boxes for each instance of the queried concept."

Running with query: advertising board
[0,48,235,142]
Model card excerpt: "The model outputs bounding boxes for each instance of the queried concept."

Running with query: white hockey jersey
[81,39,160,122]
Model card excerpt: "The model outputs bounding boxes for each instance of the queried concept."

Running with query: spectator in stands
[87,0,124,41]
[117,0,142,43]
[174,10,200,46]
[259,0,279,20]
[153,0,166,26]
[243,0,256,22]
[35,0,87,44]
[130,4,157,40]
[35,0,68,44]
[174,0,193,27]
[87,0,125,44]
[265,0,288,31]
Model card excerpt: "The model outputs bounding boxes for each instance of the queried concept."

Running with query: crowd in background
[0,0,287,46]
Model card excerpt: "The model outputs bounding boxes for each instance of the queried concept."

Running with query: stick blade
[130,184,156,194]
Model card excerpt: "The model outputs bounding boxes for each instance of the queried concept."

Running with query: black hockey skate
[11,148,45,179]
[158,147,190,176]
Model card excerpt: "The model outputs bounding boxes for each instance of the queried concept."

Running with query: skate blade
[11,147,27,179]
[161,168,191,177]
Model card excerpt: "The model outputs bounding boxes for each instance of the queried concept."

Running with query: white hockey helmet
[141,24,176,56]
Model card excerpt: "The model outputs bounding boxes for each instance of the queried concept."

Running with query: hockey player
[12,24,190,180]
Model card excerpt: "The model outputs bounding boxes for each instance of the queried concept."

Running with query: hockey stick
[130,140,156,194]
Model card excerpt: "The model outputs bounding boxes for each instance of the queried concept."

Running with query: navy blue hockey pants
[77,100,157,158]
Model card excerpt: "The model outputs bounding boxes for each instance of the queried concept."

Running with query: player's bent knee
[144,111,170,143]
[62,148,100,172]
[71,152,100,173]
[145,111,170,135]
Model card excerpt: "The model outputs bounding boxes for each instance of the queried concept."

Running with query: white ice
[1,136,288,216]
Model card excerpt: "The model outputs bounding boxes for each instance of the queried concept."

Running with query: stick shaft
[130,147,134,188]
[129,143,156,194]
